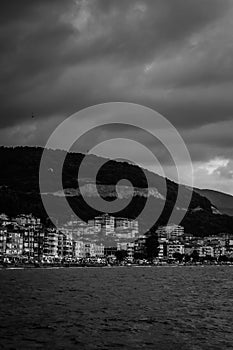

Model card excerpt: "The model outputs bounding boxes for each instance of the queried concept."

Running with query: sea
[0,266,232,350]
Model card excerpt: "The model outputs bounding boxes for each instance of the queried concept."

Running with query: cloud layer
[1,0,233,193]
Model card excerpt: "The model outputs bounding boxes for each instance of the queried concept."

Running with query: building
[5,231,23,257]
[33,230,45,260]
[117,242,128,251]
[22,228,35,257]
[15,214,41,227]
[62,233,73,258]
[0,227,7,255]
[127,242,135,261]
[115,217,139,239]
[197,246,214,258]
[156,225,184,240]
[43,229,58,258]
[134,235,146,257]
[100,214,115,236]
[73,240,86,259]
[158,243,167,260]
[85,243,105,258]
[104,247,117,258]
[167,243,184,259]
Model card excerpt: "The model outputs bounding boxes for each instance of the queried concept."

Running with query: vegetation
[0,146,233,236]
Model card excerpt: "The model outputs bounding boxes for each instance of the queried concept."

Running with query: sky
[1,0,233,194]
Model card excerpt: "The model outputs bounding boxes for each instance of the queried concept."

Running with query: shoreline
[1,263,233,270]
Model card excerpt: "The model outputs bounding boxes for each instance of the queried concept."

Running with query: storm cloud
[0,0,233,193]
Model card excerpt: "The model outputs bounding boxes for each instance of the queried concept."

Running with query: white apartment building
[156,224,184,240]
[85,243,105,257]
[73,240,85,259]
[167,243,185,259]
[197,246,214,258]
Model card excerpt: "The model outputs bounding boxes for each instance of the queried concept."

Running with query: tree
[134,252,146,260]
[173,252,184,263]
[191,249,199,262]
[115,250,128,262]
[145,233,159,262]
[218,255,228,262]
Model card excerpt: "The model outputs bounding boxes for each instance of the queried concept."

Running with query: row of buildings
[1,214,233,262]
[0,214,105,261]
[58,214,139,241]
[156,224,233,260]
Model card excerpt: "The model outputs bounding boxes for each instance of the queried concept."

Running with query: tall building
[167,243,185,259]
[134,235,146,257]
[115,217,139,239]
[156,225,184,240]
[33,230,45,260]
[101,214,115,236]
[23,228,35,257]
[62,232,73,258]
[5,231,23,257]
[0,227,7,255]
[73,240,86,259]
[43,229,58,257]
[158,243,167,260]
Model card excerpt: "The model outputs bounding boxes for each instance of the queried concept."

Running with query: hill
[194,188,233,217]
[0,146,233,236]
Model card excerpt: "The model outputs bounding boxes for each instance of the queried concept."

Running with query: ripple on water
[0,266,233,350]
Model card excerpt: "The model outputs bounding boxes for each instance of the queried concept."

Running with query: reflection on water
[0,266,233,350]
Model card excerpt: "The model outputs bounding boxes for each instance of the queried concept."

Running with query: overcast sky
[1,0,233,194]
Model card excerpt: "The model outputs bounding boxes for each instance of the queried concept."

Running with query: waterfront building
[57,231,74,258]
[33,230,45,260]
[104,247,117,257]
[43,229,58,258]
[167,243,185,259]
[84,243,105,258]
[226,238,233,248]
[214,246,226,259]
[197,246,214,258]
[92,243,105,257]
[62,232,73,258]
[5,231,23,257]
[23,228,35,257]
[57,231,65,257]
[73,240,86,259]
[127,242,135,261]
[134,235,147,257]
[116,242,135,260]
[0,227,7,255]
[158,243,165,260]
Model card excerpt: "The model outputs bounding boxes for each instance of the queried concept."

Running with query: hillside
[0,146,233,236]
[195,188,233,217]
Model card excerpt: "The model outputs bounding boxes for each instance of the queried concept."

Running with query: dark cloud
[0,0,232,126]
[1,0,233,193]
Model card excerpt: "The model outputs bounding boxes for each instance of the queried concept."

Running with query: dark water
[0,266,233,350]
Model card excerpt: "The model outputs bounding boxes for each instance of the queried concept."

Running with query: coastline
[1,262,233,270]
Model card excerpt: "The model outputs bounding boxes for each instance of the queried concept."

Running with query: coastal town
[0,212,233,267]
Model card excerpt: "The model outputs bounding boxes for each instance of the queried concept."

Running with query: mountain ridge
[194,188,233,217]
[0,146,233,236]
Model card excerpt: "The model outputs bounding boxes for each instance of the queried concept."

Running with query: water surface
[0,266,233,349]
